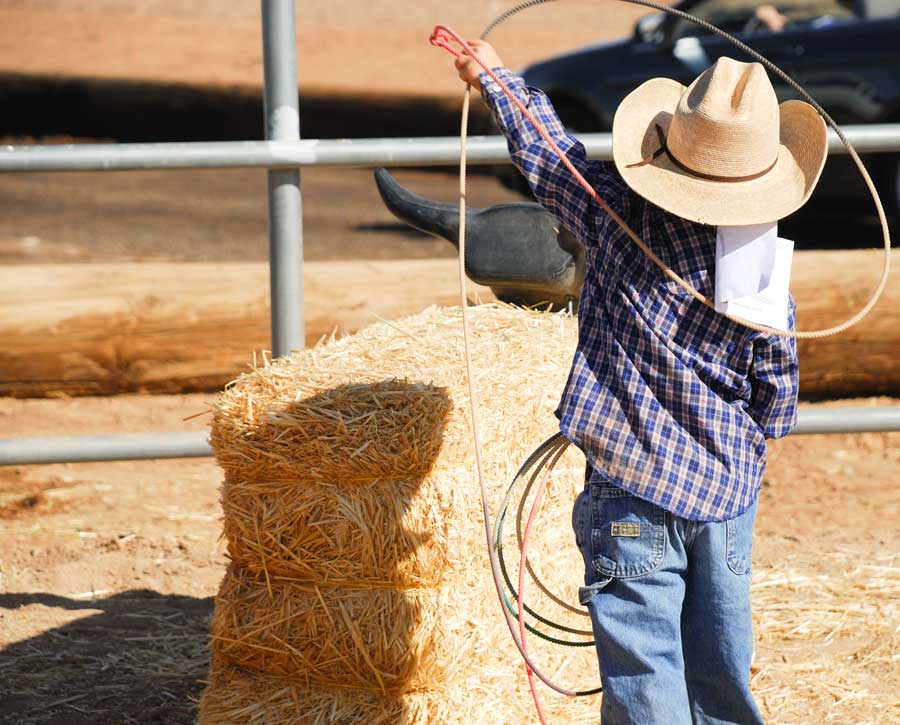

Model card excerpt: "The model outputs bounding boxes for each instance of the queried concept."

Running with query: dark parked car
[498,0,900,220]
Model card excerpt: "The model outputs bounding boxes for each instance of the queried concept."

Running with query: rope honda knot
[429,25,467,59]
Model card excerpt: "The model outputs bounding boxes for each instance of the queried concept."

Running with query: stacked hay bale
[199,304,602,723]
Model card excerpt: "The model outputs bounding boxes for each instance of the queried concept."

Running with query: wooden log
[792,250,898,398]
[0,251,894,398]
[0,260,492,398]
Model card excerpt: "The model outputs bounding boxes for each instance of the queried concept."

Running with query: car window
[670,0,857,39]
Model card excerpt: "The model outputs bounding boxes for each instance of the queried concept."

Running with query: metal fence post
[262,0,304,356]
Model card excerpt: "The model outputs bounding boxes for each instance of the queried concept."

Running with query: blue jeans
[572,468,764,725]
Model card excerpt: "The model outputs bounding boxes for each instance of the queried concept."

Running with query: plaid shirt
[481,69,799,522]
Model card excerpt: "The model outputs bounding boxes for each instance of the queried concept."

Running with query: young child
[454,43,827,724]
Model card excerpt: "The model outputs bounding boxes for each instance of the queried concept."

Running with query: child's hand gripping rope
[453,40,504,91]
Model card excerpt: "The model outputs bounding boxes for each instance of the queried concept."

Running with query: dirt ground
[0,393,898,724]
[0,394,223,724]
[0,1,648,99]
[0,166,524,264]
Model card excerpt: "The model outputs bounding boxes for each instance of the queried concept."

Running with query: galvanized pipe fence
[1,0,899,466]
[3,123,900,172]
[1,407,899,467]
[262,0,304,357]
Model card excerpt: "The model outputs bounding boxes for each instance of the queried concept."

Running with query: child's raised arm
[454,41,629,247]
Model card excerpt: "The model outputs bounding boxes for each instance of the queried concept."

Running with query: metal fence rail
[0,406,898,466]
[0,432,213,466]
[0,0,898,466]
[2,124,899,172]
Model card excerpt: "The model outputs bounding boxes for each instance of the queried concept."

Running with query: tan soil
[0,1,647,99]
[1,391,898,723]
[0,167,520,264]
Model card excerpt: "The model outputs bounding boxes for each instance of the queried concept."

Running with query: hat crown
[667,58,780,179]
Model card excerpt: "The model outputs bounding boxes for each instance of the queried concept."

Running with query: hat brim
[612,78,828,226]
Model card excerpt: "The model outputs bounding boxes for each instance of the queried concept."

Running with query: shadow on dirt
[0,590,212,725]
[353,222,431,237]
[0,73,488,143]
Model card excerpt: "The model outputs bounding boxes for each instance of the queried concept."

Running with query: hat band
[628,124,778,183]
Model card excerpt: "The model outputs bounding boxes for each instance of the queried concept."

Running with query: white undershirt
[715,222,794,330]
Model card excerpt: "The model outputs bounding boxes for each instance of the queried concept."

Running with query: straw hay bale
[213,379,453,484]
[192,672,435,725]
[210,565,445,693]
[212,305,577,586]
[221,475,452,588]
[200,304,610,723]
[209,305,575,478]
[216,378,455,587]
[198,666,430,725]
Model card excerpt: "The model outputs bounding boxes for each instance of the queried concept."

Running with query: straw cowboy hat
[612,56,827,226]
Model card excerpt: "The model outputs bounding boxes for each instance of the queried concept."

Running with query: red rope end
[429,24,463,58]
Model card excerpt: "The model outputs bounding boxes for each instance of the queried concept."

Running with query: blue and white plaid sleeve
[478,68,629,245]
[747,296,799,439]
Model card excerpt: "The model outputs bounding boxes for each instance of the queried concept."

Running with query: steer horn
[374,168,585,310]
[375,165,465,244]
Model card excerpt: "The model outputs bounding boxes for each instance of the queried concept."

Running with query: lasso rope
[433,0,894,718]
[433,16,892,339]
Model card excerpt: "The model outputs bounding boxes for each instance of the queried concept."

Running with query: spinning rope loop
[432,0,893,718]
[434,1,892,339]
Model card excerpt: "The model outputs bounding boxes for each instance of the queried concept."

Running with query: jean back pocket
[589,481,666,579]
